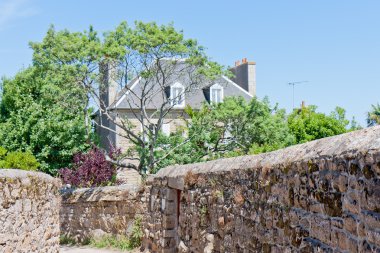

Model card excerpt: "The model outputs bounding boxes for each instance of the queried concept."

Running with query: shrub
[0,147,40,171]
[59,235,77,245]
[89,216,143,250]
[128,216,143,248]
[90,235,131,251]
[58,146,120,188]
[0,147,7,159]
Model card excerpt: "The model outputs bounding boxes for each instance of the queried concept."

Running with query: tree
[0,66,90,174]
[29,21,226,174]
[287,105,351,143]
[187,97,295,156]
[151,97,295,172]
[367,103,380,126]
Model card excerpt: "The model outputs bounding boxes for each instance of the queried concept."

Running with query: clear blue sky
[1,0,379,125]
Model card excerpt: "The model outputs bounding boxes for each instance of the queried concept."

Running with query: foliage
[58,146,120,188]
[23,21,228,175]
[187,97,295,156]
[59,235,77,245]
[0,146,40,171]
[287,106,352,143]
[0,147,7,159]
[367,103,380,126]
[0,65,90,175]
[1,21,363,176]
[152,132,203,173]
[153,97,295,171]
[153,98,362,173]
[90,235,134,251]
[89,216,143,250]
[128,216,143,248]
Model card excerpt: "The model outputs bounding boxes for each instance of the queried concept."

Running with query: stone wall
[60,184,146,242]
[0,169,61,253]
[143,126,380,252]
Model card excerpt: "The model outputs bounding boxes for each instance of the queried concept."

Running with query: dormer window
[170,82,185,107]
[210,83,223,103]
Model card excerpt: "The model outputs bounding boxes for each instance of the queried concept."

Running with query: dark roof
[110,59,252,110]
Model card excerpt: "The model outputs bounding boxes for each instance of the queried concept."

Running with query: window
[170,82,185,107]
[162,123,171,136]
[210,83,223,103]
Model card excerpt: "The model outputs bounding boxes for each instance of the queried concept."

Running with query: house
[97,58,256,184]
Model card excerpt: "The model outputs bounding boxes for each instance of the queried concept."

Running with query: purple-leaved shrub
[59,146,121,188]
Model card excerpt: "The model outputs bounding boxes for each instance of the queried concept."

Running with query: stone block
[163,201,176,215]
[163,215,177,229]
[168,177,184,190]
[160,237,176,248]
[161,246,176,253]
[163,229,176,238]
[362,210,380,231]
[161,188,177,201]
[366,228,380,246]
[342,192,360,215]
[343,213,358,236]
[310,214,331,245]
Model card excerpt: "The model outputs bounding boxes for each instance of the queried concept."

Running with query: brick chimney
[99,61,118,109]
[230,58,256,97]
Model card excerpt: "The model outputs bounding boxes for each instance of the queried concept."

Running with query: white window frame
[170,82,185,108]
[210,83,224,103]
[162,123,171,136]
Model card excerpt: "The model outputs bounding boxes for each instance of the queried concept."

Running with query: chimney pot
[229,57,256,97]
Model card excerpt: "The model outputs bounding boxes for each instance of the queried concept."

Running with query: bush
[59,235,77,245]
[58,146,120,188]
[0,147,7,159]
[89,216,143,250]
[0,147,40,171]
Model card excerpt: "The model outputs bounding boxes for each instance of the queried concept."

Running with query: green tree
[367,103,380,126]
[188,97,295,157]
[287,105,351,143]
[0,66,90,174]
[26,21,226,174]
[152,97,295,171]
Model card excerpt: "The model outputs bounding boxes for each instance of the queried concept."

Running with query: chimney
[229,58,256,97]
[99,61,118,109]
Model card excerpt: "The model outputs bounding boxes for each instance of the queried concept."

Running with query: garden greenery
[0,146,40,171]
[58,146,120,187]
[152,97,360,172]
[0,20,367,177]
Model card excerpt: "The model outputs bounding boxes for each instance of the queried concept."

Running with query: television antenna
[287,81,308,109]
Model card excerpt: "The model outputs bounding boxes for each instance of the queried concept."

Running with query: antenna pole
[288,81,308,110]
[292,84,295,109]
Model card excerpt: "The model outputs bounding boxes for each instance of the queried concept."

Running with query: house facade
[97,58,256,185]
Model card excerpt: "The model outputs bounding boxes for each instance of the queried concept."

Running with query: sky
[0,0,379,125]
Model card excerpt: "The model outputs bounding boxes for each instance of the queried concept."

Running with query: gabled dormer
[203,83,224,104]
[210,83,224,103]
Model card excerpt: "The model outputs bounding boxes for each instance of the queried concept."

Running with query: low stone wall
[60,184,146,242]
[143,126,380,252]
[0,169,61,253]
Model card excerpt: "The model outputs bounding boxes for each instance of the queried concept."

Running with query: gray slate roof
[111,60,253,110]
